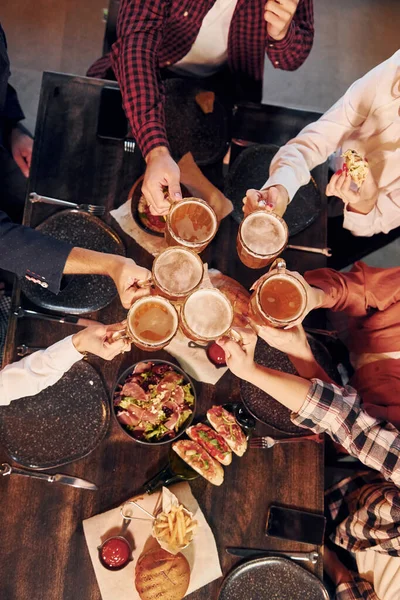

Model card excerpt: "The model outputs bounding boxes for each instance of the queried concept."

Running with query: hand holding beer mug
[165,197,218,253]
[237,209,288,269]
[109,296,179,352]
[249,258,310,329]
[242,186,289,218]
[180,288,241,345]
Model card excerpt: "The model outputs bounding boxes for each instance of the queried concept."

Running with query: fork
[29,192,106,216]
[249,433,322,448]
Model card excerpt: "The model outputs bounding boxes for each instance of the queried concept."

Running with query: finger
[14,152,29,178]
[121,285,151,309]
[143,184,171,215]
[326,172,342,196]
[168,181,183,203]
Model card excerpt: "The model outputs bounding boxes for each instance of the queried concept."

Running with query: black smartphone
[266,505,326,545]
[97,86,128,140]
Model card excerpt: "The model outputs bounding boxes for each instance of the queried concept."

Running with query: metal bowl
[112,360,197,446]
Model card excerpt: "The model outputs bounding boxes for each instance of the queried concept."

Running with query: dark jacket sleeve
[0,210,73,293]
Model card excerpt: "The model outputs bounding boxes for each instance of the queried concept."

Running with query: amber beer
[237,210,288,269]
[152,247,204,300]
[180,288,234,343]
[165,197,218,253]
[126,296,179,351]
[249,259,307,328]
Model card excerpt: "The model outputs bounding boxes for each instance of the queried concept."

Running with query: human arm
[324,547,379,600]
[304,261,400,317]
[0,325,130,404]
[110,0,181,214]
[265,0,314,71]
[219,328,400,486]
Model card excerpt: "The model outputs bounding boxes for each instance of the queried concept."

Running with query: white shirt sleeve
[0,336,83,405]
[343,188,400,236]
[261,59,386,199]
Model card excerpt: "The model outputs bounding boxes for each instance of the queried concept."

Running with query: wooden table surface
[0,73,328,600]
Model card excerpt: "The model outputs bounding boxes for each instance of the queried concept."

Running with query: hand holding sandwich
[326,165,378,215]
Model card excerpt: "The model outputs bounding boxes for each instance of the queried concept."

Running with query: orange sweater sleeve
[304,261,400,317]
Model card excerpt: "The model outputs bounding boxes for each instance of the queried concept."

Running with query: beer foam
[242,212,286,255]
[184,289,232,338]
[155,248,203,294]
[170,200,217,244]
[129,297,178,344]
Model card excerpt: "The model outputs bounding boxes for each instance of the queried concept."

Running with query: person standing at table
[243,50,400,236]
[88,0,314,216]
[0,23,34,222]
[218,326,400,600]
[0,322,131,405]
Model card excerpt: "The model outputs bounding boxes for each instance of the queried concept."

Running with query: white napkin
[110,197,167,257]
[83,482,222,600]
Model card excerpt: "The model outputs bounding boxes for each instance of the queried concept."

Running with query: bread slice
[342,149,369,188]
[135,547,190,600]
[172,440,224,485]
[186,423,232,466]
[207,406,247,457]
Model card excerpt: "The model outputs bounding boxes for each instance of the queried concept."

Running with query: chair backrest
[103,0,121,55]
[232,102,322,147]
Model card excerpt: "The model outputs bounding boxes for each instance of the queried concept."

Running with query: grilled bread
[135,547,190,600]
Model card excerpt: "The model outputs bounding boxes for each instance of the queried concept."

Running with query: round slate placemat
[218,557,329,600]
[225,144,322,237]
[240,336,339,436]
[165,78,230,166]
[0,361,109,469]
[21,210,125,315]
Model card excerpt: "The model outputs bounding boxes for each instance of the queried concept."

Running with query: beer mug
[249,258,308,328]
[237,210,288,269]
[113,295,179,351]
[165,197,218,253]
[151,246,204,301]
[180,288,239,344]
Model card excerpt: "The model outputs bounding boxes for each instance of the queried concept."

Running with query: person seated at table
[249,261,400,428]
[0,208,151,308]
[243,49,400,236]
[218,326,400,600]
[87,0,314,216]
[0,322,130,405]
[0,24,35,223]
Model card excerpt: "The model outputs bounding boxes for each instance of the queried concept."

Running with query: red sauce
[207,342,227,366]
[100,537,131,569]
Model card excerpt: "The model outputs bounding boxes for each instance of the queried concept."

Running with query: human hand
[143,147,182,215]
[264,0,300,41]
[217,326,258,380]
[109,257,152,309]
[326,164,378,215]
[242,185,289,218]
[254,322,310,358]
[323,546,354,587]
[72,323,130,360]
[10,128,33,178]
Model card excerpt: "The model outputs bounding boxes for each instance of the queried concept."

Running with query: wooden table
[0,73,328,600]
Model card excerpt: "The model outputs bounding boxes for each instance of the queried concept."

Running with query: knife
[0,463,98,491]
[14,306,99,328]
[226,547,318,564]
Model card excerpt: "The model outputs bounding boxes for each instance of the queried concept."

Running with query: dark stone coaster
[225,144,322,237]
[0,361,109,469]
[21,210,125,315]
[218,556,329,600]
[164,78,230,166]
[240,336,340,436]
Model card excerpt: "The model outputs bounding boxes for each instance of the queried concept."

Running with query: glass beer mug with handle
[165,197,218,254]
[111,295,179,352]
[237,210,289,269]
[249,258,308,328]
[151,246,204,301]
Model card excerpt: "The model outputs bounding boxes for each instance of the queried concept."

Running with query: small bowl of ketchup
[98,535,133,571]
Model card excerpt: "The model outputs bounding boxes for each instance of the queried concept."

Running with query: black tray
[0,360,109,469]
[165,78,230,166]
[21,210,125,315]
[218,556,329,600]
[225,144,322,237]
[240,336,339,436]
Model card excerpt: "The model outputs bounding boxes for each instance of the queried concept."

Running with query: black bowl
[112,360,197,446]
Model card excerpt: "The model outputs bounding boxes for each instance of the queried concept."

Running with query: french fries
[153,504,198,552]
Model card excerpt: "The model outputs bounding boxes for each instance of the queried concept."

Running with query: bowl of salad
[113,360,197,445]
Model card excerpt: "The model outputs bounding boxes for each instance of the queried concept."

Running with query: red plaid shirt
[88,0,314,157]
